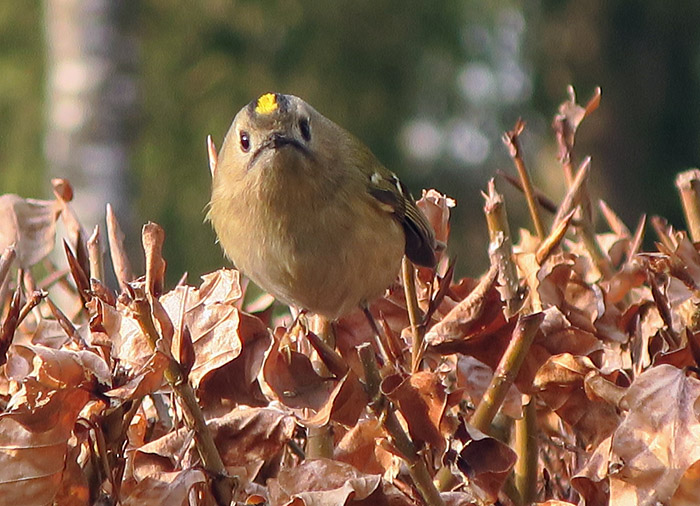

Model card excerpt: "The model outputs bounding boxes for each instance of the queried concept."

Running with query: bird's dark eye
[299,118,311,142]
[239,131,250,152]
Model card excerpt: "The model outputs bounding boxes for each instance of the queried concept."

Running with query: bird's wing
[367,170,437,267]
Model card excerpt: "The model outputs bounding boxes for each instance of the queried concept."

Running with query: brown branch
[554,158,614,279]
[129,292,235,505]
[306,315,335,459]
[358,344,445,506]
[471,312,544,433]
[483,179,522,317]
[402,257,424,372]
[513,396,538,505]
[503,119,546,240]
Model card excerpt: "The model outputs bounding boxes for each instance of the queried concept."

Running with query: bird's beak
[247,132,311,171]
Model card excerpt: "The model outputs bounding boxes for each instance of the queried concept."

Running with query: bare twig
[551,157,591,227]
[358,344,445,506]
[17,290,46,329]
[306,329,348,378]
[129,292,235,505]
[554,158,614,279]
[362,305,392,366]
[536,209,576,265]
[471,312,544,433]
[306,315,335,459]
[0,286,22,366]
[133,224,233,499]
[514,396,538,505]
[402,257,424,372]
[552,86,601,187]
[64,241,91,305]
[503,120,546,240]
[483,179,522,317]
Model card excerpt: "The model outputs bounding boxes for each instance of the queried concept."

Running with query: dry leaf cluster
[2,88,700,506]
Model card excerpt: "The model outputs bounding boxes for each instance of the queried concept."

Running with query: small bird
[207,93,436,319]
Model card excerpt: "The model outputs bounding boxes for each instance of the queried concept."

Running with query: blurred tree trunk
[43,0,138,242]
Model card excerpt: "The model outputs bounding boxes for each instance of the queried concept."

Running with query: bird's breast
[211,156,405,318]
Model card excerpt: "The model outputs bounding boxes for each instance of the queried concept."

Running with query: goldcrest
[207,93,436,319]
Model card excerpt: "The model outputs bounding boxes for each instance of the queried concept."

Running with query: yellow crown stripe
[256,93,278,115]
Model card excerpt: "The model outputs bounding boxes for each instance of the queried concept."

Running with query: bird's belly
[225,207,404,319]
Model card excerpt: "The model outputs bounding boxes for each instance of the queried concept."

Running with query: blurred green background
[3,1,700,284]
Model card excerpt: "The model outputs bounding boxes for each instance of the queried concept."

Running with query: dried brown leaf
[571,435,612,505]
[143,222,166,297]
[603,261,646,305]
[104,351,169,399]
[416,189,454,249]
[135,407,295,485]
[440,491,481,506]
[150,271,269,406]
[30,317,72,348]
[533,353,620,447]
[381,371,446,451]
[0,388,90,504]
[553,86,601,163]
[425,274,504,351]
[122,469,212,506]
[100,299,155,369]
[106,203,134,291]
[162,273,246,383]
[6,344,110,391]
[305,370,368,428]
[672,459,700,506]
[52,444,90,506]
[0,194,61,269]
[334,419,395,477]
[267,458,386,506]
[261,340,331,411]
[449,421,518,503]
[196,314,270,408]
[335,297,410,376]
[0,245,16,287]
[608,365,700,505]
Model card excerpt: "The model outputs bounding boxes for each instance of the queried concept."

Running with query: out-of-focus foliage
[0,2,44,194]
